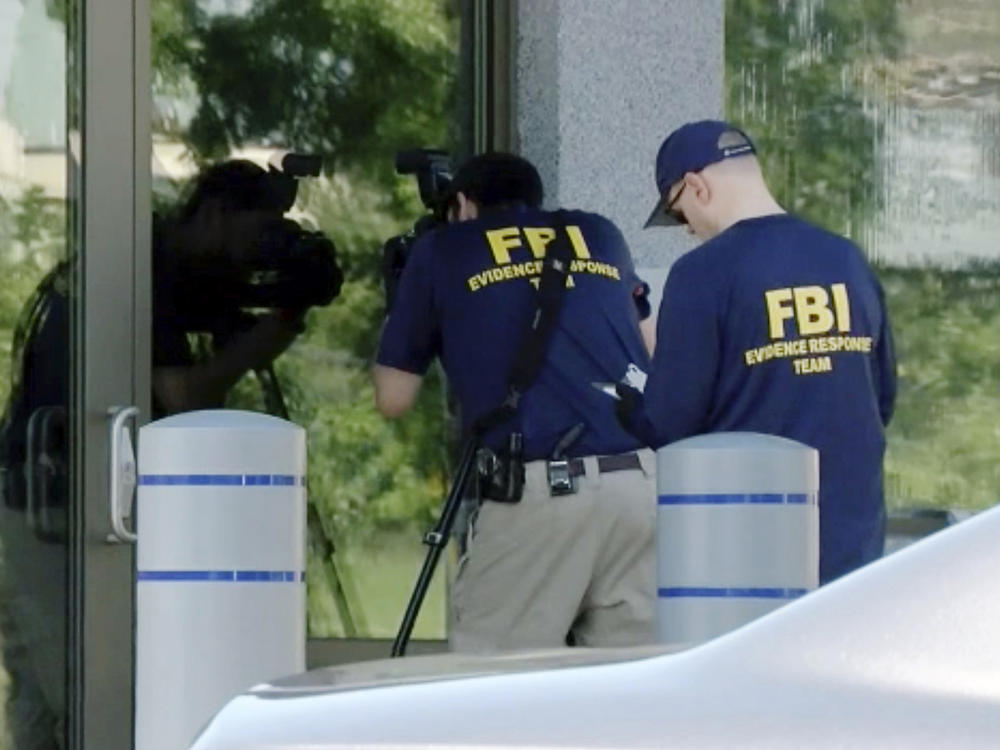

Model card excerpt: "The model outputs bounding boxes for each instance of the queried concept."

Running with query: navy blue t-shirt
[378,206,651,460]
[635,214,896,583]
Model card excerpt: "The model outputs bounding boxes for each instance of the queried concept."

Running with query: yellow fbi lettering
[793,356,832,374]
[468,224,621,292]
[484,224,592,264]
[744,335,872,366]
[749,283,867,376]
[764,283,851,339]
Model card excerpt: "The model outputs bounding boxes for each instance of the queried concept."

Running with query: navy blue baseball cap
[643,120,756,228]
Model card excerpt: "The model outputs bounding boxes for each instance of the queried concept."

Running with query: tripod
[391,435,478,657]
[255,364,363,638]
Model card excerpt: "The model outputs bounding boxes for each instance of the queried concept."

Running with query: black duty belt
[566,452,642,477]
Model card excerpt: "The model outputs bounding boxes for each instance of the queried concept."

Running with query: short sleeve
[376,236,441,374]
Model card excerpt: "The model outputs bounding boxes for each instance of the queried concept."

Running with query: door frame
[69,0,150,747]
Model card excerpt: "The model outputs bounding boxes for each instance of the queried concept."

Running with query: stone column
[514,0,725,299]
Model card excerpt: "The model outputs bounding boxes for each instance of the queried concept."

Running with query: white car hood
[193,504,1000,749]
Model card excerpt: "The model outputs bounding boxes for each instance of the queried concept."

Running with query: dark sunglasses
[666,182,688,225]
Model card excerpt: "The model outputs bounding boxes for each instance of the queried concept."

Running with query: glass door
[0,0,147,747]
[149,0,463,654]
[0,1,80,746]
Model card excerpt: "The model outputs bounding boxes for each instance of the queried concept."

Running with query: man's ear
[685,171,711,205]
[456,192,479,221]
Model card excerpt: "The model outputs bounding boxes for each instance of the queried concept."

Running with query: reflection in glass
[726,0,1000,513]
[0,0,75,746]
[151,0,462,639]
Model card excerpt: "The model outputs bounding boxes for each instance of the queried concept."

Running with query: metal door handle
[107,405,139,543]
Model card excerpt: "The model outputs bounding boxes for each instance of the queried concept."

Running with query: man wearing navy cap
[622,120,897,583]
[375,152,657,652]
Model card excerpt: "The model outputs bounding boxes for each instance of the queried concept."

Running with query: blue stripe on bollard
[137,570,235,581]
[138,474,241,486]
[235,570,286,582]
[138,474,304,486]
[658,493,816,505]
[138,570,304,582]
[658,586,808,599]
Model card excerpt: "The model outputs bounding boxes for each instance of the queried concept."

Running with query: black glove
[614,382,644,437]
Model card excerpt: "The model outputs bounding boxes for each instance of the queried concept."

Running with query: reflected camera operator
[153,156,343,417]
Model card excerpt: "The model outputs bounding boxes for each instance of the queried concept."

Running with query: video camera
[169,152,344,334]
[396,148,454,222]
[381,149,453,311]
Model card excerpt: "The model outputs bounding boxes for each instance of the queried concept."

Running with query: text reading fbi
[747,282,873,376]
[467,224,622,292]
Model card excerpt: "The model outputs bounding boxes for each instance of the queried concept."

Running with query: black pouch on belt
[476,432,525,503]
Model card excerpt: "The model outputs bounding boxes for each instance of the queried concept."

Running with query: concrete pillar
[514,0,725,297]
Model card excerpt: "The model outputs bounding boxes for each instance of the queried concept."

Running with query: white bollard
[135,410,307,750]
[656,432,819,647]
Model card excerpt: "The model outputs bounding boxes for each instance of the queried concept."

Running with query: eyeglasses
[665,182,687,225]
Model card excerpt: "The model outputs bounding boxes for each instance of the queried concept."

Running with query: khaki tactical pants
[450,449,656,652]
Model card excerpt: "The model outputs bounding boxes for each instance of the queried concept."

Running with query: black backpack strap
[472,210,574,436]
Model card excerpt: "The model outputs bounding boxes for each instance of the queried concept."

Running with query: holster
[476,433,525,504]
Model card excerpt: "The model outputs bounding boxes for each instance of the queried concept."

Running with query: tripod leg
[326,556,362,636]
[391,437,478,657]
[307,501,365,637]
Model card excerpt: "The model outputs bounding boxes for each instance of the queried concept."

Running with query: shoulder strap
[472,210,574,436]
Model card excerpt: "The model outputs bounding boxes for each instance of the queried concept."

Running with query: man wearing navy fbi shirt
[374,152,657,652]
[621,120,897,584]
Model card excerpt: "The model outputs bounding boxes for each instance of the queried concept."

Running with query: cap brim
[643,192,682,228]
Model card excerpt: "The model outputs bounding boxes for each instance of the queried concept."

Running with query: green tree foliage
[880,264,1000,510]
[0,190,65,405]
[725,0,902,235]
[153,0,457,183]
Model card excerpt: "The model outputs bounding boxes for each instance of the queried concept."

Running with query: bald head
[702,153,764,182]
[669,154,785,240]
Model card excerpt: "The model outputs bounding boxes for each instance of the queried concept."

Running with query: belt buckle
[546,458,576,496]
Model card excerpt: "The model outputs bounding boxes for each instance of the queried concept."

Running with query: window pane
[0,0,77,745]
[151,0,465,639]
[725,0,1000,513]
